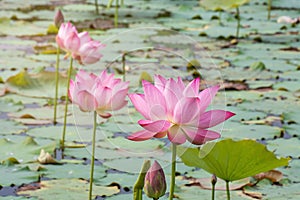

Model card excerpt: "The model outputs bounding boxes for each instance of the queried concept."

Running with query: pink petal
[198,110,235,129]
[76,90,97,112]
[163,78,183,115]
[56,35,65,49]
[153,131,167,138]
[138,120,171,132]
[182,127,220,145]
[110,88,128,110]
[68,79,75,101]
[96,111,112,118]
[183,78,200,97]
[173,97,201,124]
[78,31,91,44]
[167,125,186,145]
[66,32,80,52]
[154,75,167,92]
[198,85,219,114]
[143,80,167,110]
[127,130,156,141]
[128,93,150,119]
[94,86,112,108]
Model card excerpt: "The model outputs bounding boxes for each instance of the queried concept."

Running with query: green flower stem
[53,47,60,125]
[236,6,240,39]
[89,111,97,200]
[226,181,230,200]
[133,160,150,200]
[169,144,177,200]
[218,11,222,25]
[61,57,73,149]
[212,182,215,200]
[115,0,119,27]
[122,52,126,81]
[267,0,272,20]
[95,0,99,14]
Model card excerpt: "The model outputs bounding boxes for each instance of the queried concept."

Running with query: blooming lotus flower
[128,75,235,145]
[144,161,166,199]
[73,32,105,65]
[56,22,79,54]
[56,22,104,65]
[69,69,129,118]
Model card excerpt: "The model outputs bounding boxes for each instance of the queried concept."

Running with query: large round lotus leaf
[17,179,120,199]
[200,0,250,11]
[178,139,290,181]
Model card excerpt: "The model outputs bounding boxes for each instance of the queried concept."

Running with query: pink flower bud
[144,161,166,199]
[54,9,64,28]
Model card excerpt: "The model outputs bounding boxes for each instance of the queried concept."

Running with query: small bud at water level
[54,9,64,28]
[144,161,166,199]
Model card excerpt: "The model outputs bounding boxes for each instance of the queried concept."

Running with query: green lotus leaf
[5,69,71,98]
[178,139,290,181]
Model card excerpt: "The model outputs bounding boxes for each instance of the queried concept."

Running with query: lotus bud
[144,161,166,199]
[211,174,217,185]
[54,9,64,28]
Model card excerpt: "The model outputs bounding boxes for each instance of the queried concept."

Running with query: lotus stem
[89,111,97,200]
[267,0,272,20]
[115,0,119,27]
[95,0,99,14]
[218,11,222,25]
[226,181,230,200]
[122,52,126,81]
[53,47,60,125]
[133,160,151,200]
[107,0,114,8]
[236,6,240,39]
[61,57,73,149]
[169,144,177,200]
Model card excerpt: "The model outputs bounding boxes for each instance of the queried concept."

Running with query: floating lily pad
[0,135,56,163]
[0,120,27,135]
[267,138,300,158]
[5,69,70,98]
[0,165,39,187]
[17,179,120,199]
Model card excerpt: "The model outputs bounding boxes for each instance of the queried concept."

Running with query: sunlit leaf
[178,139,290,181]
[200,0,250,11]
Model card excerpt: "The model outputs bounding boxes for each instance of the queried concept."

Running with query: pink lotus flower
[128,76,235,145]
[56,22,79,54]
[69,69,129,118]
[56,22,104,65]
[144,160,166,199]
